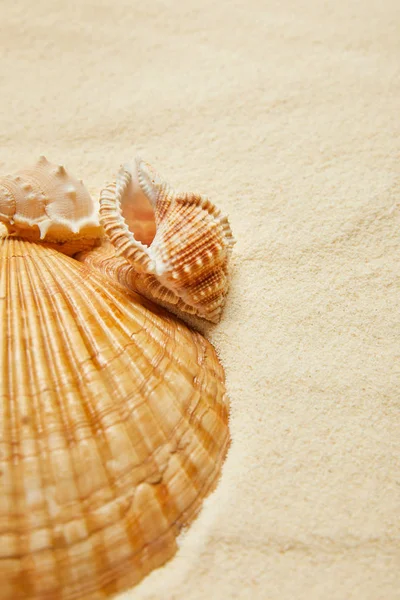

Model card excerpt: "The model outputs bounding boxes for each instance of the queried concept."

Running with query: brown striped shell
[0,157,102,255]
[0,235,229,600]
[83,158,235,323]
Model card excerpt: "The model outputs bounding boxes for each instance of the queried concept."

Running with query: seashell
[0,236,229,599]
[0,157,102,255]
[79,158,235,323]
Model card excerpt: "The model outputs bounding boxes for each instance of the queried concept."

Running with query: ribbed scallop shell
[0,157,102,255]
[88,159,234,323]
[0,236,229,600]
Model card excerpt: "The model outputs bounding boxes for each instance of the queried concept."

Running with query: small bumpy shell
[0,236,229,600]
[95,158,234,323]
[0,157,102,255]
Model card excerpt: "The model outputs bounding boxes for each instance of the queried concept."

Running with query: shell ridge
[54,254,223,479]
[77,244,205,324]
[26,247,120,479]
[1,242,25,583]
[46,254,191,449]
[41,252,224,563]
[94,158,235,323]
[100,175,155,273]
[25,247,141,593]
[0,237,230,598]
[26,245,100,451]
[14,243,93,593]
[168,190,234,252]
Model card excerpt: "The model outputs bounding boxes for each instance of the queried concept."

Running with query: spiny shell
[92,158,235,323]
[0,236,229,600]
[0,157,102,255]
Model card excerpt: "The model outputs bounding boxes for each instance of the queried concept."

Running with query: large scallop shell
[0,236,229,599]
[0,157,102,255]
[82,158,235,323]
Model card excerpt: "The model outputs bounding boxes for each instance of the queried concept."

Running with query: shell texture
[91,158,235,323]
[0,236,229,599]
[0,157,102,255]
[80,241,209,331]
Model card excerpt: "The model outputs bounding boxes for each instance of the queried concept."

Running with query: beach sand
[1,1,399,598]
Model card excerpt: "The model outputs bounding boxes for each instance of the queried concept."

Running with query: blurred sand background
[1,0,399,598]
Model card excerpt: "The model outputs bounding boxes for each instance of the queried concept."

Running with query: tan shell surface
[0,236,229,599]
[96,159,235,323]
[0,158,102,255]
[79,241,207,329]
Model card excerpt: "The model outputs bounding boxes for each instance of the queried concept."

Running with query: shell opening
[120,163,157,247]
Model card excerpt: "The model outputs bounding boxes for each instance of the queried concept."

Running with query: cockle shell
[0,235,229,600]
[81,158,235,323]
[0,157,102,255]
